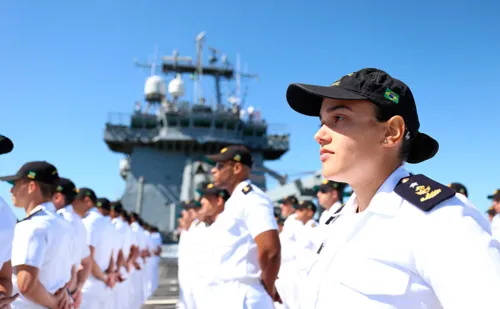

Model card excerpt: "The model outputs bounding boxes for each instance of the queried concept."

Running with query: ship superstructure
[104,32,290,240]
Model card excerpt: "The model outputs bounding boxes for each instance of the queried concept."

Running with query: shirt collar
[341,165,409,217]
[39,201,57,213]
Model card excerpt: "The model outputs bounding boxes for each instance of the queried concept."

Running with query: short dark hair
[374,105,413,161]
[37,181,57,199]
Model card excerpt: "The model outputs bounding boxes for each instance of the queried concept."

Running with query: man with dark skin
[205,145,281,308]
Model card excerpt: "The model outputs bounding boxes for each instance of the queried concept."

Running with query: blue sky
[1,0,499,219]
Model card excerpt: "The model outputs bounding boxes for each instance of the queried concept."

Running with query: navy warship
[103,32,301,241]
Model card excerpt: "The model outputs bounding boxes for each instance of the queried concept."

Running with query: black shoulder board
[242,185,253,195]
[18,209,43,224]
[394,174,455,212]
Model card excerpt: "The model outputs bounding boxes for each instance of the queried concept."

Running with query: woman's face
[315,98,388,185]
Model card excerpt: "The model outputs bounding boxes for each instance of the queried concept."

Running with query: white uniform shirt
[318,201,342,225]
[112,217,133,261]
[300,166,500,309]
[0,197,16,266]
[294,219,321,273]
[207,180,278,283]
[58,205,90,266]
[82,208,115,275]
[12,202,73,308]
[490,214,500,241]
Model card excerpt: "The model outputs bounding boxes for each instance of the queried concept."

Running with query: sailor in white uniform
[96,198,123,309]
[192,183,229,309]
[204,145,281,309]
[149,226,162,292]
[109,201,134,309]
[488,190,500,240]
[315,180,344,225]
[286,67,500,308]
[1,161,73,309]
[72,188,116,309]
[176,200,201,309]
[52,177,92,309]
[129,212,148,307]
[0,135,18,308]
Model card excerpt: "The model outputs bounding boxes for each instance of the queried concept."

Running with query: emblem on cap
[322,180,328,185]
[384,88,399,104]
[234,154,241,161]
[402,178,409,183]
[207,183,214,188]
[27,171,36,179]
[220,148,227,153]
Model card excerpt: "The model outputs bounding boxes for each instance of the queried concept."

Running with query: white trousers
[198,280,274,309]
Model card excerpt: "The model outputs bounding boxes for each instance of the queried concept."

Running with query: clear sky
[1,0,499,219]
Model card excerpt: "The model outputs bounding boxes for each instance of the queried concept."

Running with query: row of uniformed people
[176,145,281,309]
[178,67,500,309]
[0,144,162,309]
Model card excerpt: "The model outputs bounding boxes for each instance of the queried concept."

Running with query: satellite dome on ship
[144,75,166,102]
[168,74,185,99]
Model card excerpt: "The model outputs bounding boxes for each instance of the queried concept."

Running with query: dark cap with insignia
[447,182,468,197]
[286,68,438,164]
[314,180,346,193]
[56,177,78,200]
[294,200,317,213]
[487,205,496,216]
[0,135,13,155]
[196,182,230,201]
[75,187,98,203]
[488,189,500,202]
[206,145,253,168]
[96,198,112,211]
[278,195,298,205]
[180,200,201,210]
[0,161,60,185]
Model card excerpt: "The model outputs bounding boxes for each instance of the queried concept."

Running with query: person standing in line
[286,67,500,308]
[315,180,345,225]
[52,177,92,309]
[96,198,123,309]
[109,201,134,309]
[72,188,116,309]
[0,135,19,308]
[1,161,73,309]
[203,145,281,309]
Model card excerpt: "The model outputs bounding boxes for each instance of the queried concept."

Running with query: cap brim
[286,83,367,116]
[0,175,21,183]
[406,132,439,164]
[205,153,227,164]
[0,135,13,155]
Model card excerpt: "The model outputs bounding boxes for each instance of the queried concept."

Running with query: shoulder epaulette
[242,184,253,195]
[18,209,44,224]
[394,174,455,212]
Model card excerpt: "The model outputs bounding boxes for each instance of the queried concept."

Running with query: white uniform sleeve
[244,194,278,239]
[12,225,47,268]
[86,221,102,250]
[0,205,16,265]
[415,200,500,309]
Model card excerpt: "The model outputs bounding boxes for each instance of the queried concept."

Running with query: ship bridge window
[193,118,211,128]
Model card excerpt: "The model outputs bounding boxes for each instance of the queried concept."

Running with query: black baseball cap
[96,198,112,211]
[286,68,438,164]
[111,201,124,212]
[487,189,500,201]
[294,200,317,213]
[75,187,98,203]
[179,200,201,210]
[278,195,298,205]
[56,177,78,199]
[0,161,60,185]
[447,183,468,197]
[206,145,253,168]
[0,135,13,155]
[487,206,496,216]
[196,182,230,201]
[314,180,346,193]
